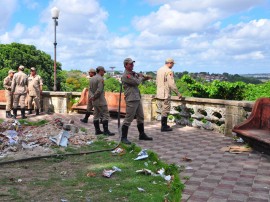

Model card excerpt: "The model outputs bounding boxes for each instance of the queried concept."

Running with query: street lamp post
[51,7,60,91]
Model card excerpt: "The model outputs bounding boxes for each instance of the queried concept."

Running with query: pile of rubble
[0,118,96,160]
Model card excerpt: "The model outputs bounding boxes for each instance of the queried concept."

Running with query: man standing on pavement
[27,67,43,115]
[89,66,115,136]
[3,70,16,118]
[121,58,153,144]
[80,68,96,123]
[156,58,182,132]
[11,65,28,119]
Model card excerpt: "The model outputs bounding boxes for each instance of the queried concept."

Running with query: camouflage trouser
[5,90,13,111]
[93,105,109,121]
[157,99,171,117]
[123,100,144,127]
[13,93,26,109]
[28,94,41,109]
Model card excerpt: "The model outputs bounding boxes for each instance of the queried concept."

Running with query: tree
[104,77,121,92]
[60,70,89,92]
[0,43,62,90]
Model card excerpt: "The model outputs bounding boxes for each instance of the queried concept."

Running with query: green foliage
[243,81,270,101]
[0,43,62,90]
[60,70,89,92]
[139,81,156,94]
[104,77,121,92]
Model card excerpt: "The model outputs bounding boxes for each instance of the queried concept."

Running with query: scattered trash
[152,181,157,184]
[111,147,124,154]
[144,162,149,167]
[234,137,244,143]
[4,130,19,145]
[86,172,96,177]
[103,166,122,178]
[112,166,122,172]
[49,130,70,147]
[86,141,94,145]
[157,168,172,181]
[137,187,145,192]
[60,171,67,175]
[136,168,156,176]
[21,141,39,150]
[182,156,192,162]
[220,145,252,154]
[134,149,148,160]
[0,115,97,160]
[103,170,116,178]
[185,166,193,170]
[109,188,112,193]
[60,199,68,202]
[17,179,22,183]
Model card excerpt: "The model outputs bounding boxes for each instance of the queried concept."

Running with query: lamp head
[51,7,60,19]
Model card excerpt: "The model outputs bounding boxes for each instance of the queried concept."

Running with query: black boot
[36,109,39,115]
[13,109,17,119]
[93,120,103,135]
[137,123,153,140]
[28,109,32,115]
[21,108,27,119]
[102,120,115,136]
[6,111,12,118]
[80,112,90,123]
[121,125,131,144]
[161,117,173,132]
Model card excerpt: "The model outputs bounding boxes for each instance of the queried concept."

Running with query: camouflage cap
[18,65,25,70]
[123,58,135,65]
[88,68,96,73]
[165,58,175,64]
[30,67,36,71]
[96,66,106,73]
[8,70,16,74]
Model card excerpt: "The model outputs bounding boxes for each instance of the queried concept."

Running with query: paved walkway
[1,111,270,201]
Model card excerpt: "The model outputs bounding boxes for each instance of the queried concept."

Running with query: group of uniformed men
[80,57,182,144]
[3,58,181,144]
[3,65,43,119]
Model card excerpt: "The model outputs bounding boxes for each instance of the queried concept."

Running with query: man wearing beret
[27,67,43,115]
[11,65,28,119]
[121,58,153,144]
[80,68,96,123]
[156,58,182,132]
[3,69,16,118]
[89,66,115,136]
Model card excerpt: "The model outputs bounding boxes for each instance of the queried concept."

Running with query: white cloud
[1,0,270,74]
[0,0,17,32]
[234,51,265,60]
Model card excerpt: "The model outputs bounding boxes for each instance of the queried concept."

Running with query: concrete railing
[41,91,254,136]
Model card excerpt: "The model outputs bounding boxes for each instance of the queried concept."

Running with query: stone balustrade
[41,91,254,136]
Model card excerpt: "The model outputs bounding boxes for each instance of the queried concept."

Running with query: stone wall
[41,91,254,136]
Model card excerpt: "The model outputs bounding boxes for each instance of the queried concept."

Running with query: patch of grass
[80,127,87,132]
[18,119,48,126]
[183,176,190,180]
[0,118,4,124]
[0,140,184,201]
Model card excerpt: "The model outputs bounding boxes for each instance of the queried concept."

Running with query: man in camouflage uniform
[80,68,96,123]
[89,66,115,136]
[156,58,182,132]
[3,70,16,118]
[11,65,28,119]
[121,58,153,144]
[27,67,43,115]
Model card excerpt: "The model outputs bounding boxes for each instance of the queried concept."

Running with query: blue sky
[1,0,270,74]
